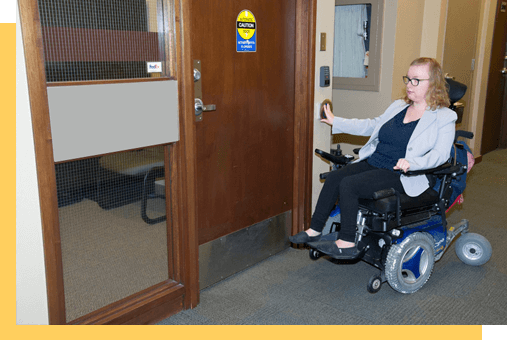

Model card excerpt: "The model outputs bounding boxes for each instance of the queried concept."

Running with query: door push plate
[194,60,216,122]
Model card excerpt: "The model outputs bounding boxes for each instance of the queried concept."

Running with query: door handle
[194,59,216,122]
[195,98,203,115]
[444,73,455,80]
[195,98,216,116]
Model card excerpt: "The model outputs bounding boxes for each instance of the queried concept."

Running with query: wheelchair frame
[309,132,492,294]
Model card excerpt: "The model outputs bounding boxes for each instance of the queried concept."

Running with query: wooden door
[190,0,308,287]
[191,1,296,245]
[441,0,481,131]
[482,0,507,155]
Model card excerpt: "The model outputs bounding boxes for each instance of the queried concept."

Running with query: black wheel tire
[309,248,322,261]
[455,233,492,266]
[367,274,382,294]
[385,232,435,294]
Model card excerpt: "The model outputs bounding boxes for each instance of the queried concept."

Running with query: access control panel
[320,66,330,87]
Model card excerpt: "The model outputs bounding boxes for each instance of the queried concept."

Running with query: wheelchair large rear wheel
[385,232,435,294]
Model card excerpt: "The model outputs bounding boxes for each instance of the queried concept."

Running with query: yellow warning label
[237,10,256,40]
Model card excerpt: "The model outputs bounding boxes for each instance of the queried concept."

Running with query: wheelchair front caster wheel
[367,274,382,294]
[455,233,492,266]
[309,249,322,261]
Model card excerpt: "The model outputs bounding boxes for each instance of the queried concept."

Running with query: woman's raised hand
[321,103,335,126]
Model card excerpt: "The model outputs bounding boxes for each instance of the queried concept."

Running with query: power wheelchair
[309,80,492,294]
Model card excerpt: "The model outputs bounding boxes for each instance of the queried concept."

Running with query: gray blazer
[332,99,457,197]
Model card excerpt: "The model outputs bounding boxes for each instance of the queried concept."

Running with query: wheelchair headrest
[446,78,467,106]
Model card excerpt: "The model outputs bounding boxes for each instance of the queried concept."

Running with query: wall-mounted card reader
[320,66,330,87]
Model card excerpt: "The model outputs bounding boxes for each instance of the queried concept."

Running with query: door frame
[18,0,316,324]
[481,0,507,154]
[291,0,317,240]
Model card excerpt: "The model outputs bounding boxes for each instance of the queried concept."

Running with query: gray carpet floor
[158,148,507,325]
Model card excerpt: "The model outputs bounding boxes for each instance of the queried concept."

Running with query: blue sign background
[237,30,257,52]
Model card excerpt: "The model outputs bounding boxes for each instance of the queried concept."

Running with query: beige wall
[312,0,336,211]
[391,0,427,100]
[420,0,447,60]
[16,3,49,324]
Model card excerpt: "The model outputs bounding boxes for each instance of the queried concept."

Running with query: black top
[367,107,419,171]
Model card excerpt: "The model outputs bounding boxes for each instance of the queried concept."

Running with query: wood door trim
[175,0,200,308]
[68,281,185,324]
[18,0,66,325]
[293,0,317,236]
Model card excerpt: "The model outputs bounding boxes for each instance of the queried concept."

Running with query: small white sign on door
[147,61,162,73]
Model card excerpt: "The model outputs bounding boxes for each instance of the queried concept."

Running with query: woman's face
[406,64,431,105]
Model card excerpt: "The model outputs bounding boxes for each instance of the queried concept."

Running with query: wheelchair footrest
[308,239,369,261]
[327,245,369,260]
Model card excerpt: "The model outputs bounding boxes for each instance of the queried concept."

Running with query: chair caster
[367,274,383,293]
[309,248,322,261]
[455,232,492,266]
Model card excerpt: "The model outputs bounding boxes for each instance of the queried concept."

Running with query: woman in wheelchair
[289,57,457,258]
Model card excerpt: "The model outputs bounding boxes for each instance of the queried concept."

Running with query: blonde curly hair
[402,57,450,110]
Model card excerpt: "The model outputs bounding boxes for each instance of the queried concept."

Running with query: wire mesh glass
[38,0,174,82]
[56,145,170,322]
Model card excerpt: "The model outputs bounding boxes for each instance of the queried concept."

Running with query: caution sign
[236,10,256,52]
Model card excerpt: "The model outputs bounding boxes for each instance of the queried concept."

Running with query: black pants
[310,161,405,242]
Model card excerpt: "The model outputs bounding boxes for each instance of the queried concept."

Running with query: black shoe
[307,240,360,259]
[289,231,322,244]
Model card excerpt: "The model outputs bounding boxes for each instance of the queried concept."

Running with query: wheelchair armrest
[372,188,396,200]
[371,187,402,226]
[315,149,351,165]
[433,163,466,176]
[320,171,330,180]
[403,162,465,177]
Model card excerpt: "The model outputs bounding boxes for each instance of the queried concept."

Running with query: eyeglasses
[403,76,430,86]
